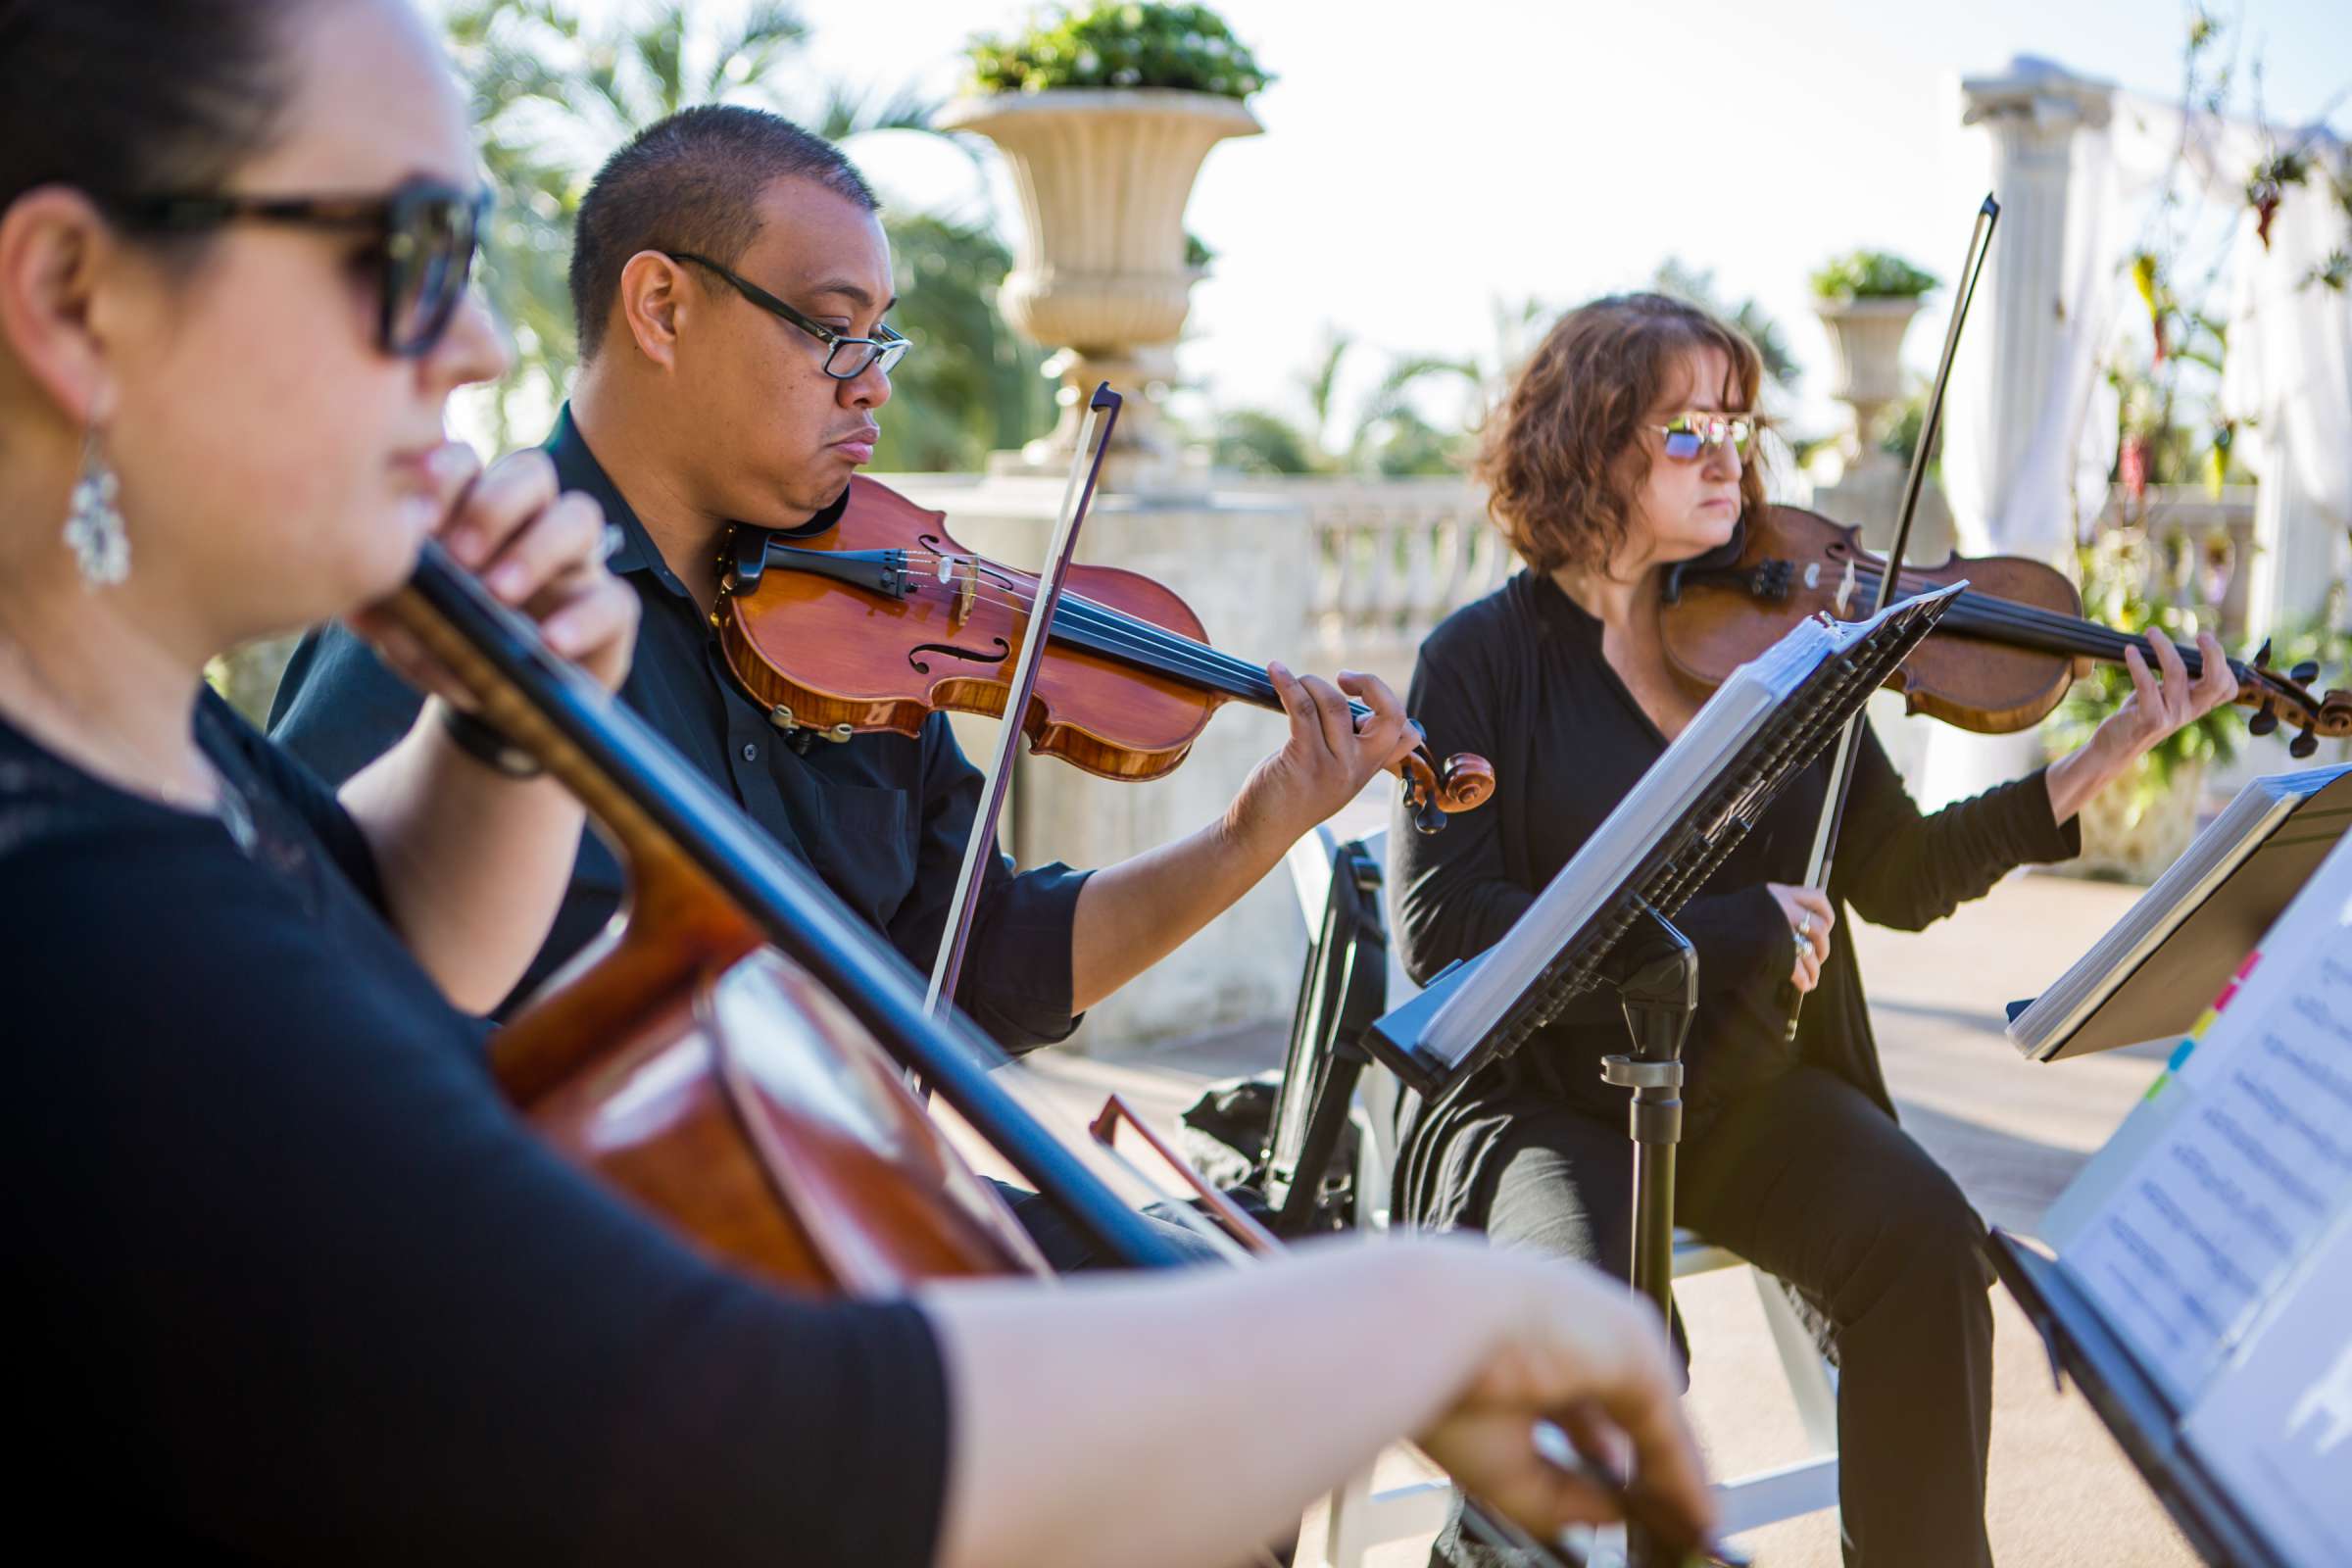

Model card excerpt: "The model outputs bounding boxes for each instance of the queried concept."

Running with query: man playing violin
[271,106,1417,1119]
[1390,291,2239,1568]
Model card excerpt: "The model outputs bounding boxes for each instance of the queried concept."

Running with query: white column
[1916,64,2113,809]
[1948,61,2114,557]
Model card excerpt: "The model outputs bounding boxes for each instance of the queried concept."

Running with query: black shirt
[1389,569,2081,1230]
[270,405,1090,1044]
[2,691,948,1562]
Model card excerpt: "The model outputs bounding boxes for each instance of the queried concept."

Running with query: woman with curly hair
[1390,291,2236,1567]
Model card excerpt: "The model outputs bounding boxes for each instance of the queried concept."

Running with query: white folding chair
[1284,826,1839,1567]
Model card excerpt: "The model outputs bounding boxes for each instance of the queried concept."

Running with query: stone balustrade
[194,469,2299,1048]
[1273,476,1517,695]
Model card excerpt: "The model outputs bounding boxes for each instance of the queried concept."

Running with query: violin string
[904,552,1316,699]
[1842,564,2293,697]
[906,571,1382,722]
[1846,562,2213,659]
[900,561,1275,694]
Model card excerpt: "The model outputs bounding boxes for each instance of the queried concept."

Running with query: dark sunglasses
[663,250,910,380]
[117,176,490,358]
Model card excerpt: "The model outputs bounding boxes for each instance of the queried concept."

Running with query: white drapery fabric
[1944,71,2349,581]
[1922,65,2350,810]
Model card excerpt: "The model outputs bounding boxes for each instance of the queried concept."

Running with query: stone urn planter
[2068,756,2206,883]
[1813,295,1922,469]
[937,88,1260,472]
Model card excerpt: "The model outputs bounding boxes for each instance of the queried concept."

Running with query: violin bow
[922,383,1123,1020]
[1784,194,1999,1047]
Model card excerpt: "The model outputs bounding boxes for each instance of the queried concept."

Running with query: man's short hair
[568,104,878,360]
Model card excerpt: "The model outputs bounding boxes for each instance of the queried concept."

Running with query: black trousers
[1432,1066,1994,1568]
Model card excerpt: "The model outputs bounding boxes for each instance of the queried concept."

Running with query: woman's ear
[0,187,121,430]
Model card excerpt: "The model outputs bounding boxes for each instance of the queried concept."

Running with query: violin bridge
[953,561,978,631]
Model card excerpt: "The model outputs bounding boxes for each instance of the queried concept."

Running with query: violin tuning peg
[2291,726,2320,760]
[2248,702,2279,737]
[2291,660,2321,684]
[2253,638,2274,670]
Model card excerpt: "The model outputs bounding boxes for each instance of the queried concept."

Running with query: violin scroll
[1399,746,1496,835]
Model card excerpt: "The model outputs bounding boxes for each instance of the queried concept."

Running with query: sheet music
[2007,765,2352,1061]
[1415,603,1919,1070]
[2180,1212,2352,1567]
[2057,833,2352,1404]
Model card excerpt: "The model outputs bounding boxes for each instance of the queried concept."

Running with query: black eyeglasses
[118,176,490,358]
[663,251,910,380]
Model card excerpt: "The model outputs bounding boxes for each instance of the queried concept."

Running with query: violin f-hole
[908,637,1010,676]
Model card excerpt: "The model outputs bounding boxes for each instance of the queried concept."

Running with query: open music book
[2007,764,2352,1061]
[1993,826,2352,1567]
[1369,584,1961,1095]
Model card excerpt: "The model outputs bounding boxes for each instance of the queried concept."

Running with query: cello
[382,545,1731,1567]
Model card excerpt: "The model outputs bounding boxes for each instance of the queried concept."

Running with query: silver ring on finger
[1796,913,1814,941]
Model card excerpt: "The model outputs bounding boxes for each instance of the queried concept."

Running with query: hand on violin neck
[1224,663,1418,855]
[2044,629,2237,823]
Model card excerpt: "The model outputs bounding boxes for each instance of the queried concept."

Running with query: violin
[709,474,1496,834]
[1661,506,2352,754]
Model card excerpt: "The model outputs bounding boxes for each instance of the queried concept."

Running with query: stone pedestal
[1814,295,1923,469]
[938,89,1260,470]
[882,472,1318,1050]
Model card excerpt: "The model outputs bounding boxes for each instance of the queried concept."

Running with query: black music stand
[1368,582,1963,1097]
[1989,1233,2287,1568]
[1598,904,1698,1322]
[1263,834,1389,1238]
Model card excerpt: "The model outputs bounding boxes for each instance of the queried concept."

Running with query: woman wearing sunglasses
[0,3,1718,1562]
[1388,293,2236,1567]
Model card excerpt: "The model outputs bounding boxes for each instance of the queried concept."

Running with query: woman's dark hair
[1478,292,1768,578]
[0,0,304,223]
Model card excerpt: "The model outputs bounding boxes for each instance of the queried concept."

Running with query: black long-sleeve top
[1389,569,2080,1231]
[269,405,1089,1047]
[2,692,949,1562]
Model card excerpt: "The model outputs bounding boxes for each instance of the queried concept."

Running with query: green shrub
[1809,249,1938,301]
[966,3,1270,98]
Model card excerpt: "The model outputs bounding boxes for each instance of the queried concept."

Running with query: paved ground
[1014,869,2204,1567]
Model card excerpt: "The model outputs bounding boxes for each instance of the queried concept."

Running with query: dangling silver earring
[64,423,130,588]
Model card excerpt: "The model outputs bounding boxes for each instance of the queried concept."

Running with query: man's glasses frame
[117,176,490,359]
[663,250,909,381]
[1650,412,1763,461]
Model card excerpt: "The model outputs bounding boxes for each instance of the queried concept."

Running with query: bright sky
[787,0,2350,446]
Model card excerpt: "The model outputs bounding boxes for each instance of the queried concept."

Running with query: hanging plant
[2304,249,2351,292]
[2204,417,2236,498]
[2245,147,2312,250]
[2130,250,2168,363]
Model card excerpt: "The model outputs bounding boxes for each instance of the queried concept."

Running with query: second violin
[710,474,1496,833]
[1660,505,2352,755]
